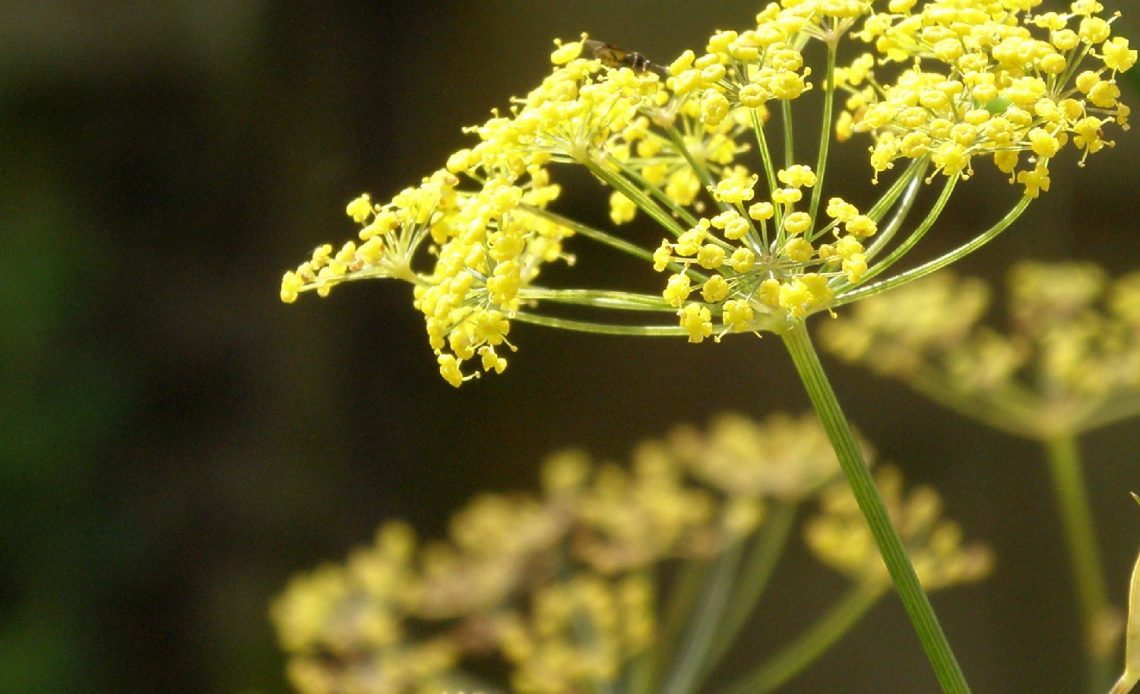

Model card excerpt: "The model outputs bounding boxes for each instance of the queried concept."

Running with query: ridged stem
[780,321,970,693]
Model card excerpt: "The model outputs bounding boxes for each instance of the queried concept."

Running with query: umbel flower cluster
[271,412,992,694]
[280,0,1133,387]
[819,260,1140,438]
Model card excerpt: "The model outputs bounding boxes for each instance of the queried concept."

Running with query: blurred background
[1,1,1138,692]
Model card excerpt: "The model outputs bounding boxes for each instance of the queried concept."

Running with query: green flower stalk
[280,1,1133,689]
[270,413,992,694]
[820,261,1140,690]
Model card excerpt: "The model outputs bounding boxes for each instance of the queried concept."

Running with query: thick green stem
[1045,434,1117,692]
[780,322,971,693]
[721,581,885,694]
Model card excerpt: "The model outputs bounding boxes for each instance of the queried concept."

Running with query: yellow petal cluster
[841,0,1133,190]
[657,167,878,333]
[282,156,572,388]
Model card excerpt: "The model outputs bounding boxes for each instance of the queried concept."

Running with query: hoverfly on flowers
[582,39,669,79]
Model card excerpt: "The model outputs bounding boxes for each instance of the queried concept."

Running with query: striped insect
[582,39,669,79]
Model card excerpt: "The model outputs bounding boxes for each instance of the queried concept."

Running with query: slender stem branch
[648,558,712,689]
[521,203,702,279]
[860,157,928,258]
[850,174,959,288]
[623,159,702,229]
[751,108,780,203]
[522,204,658,263]
[721,581,885,694]
[808,42,837,228]
[662,126,720,210]
[780,322,971,693]
[659,540,745,694]
[511,311,687,336]
[781,100,796,171]
[585,154,688,239]
[700,501,798,680]
[520,287,673,311]
[866,156,929,219]
[1045,434,1117,693]
[834,194,1032,307]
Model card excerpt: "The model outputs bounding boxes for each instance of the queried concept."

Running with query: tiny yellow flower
[609,190,638,225]
[777,165,817,188]
[345,194,372,223]
[663,273,692,307]
[679,302,714,343]
[694,243,723,270]
[748,201,775,221]
[438,353,466,388]
[713,169,758,204]
[1016,164,1051,198]
[550,36,585,65]
[279,271,302,304]
[783,211,812,236]
[1103,37,1138,73]
[729,247,756,273]
[652,240,673,272]
[721,299,754,331]
[701,274,730,302]
[784,237,814,263]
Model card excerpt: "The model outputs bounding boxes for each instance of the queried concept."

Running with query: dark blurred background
[1,2,1138,692]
